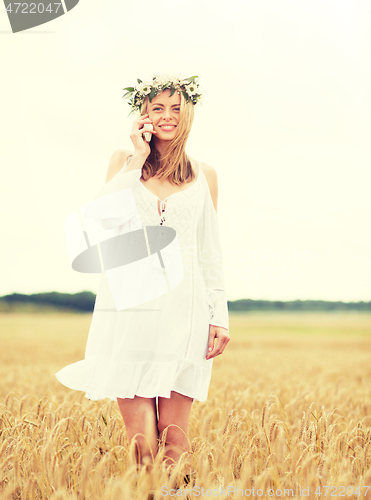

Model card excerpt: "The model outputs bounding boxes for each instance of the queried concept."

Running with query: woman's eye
[153,107,180,111]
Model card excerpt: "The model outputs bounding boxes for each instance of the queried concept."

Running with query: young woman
[56,74,230,485]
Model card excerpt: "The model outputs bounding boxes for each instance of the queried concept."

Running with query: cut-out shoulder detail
[201,163,218,213]
[200,162,215,173]
[106,150,133,183]
[119,150,135,168]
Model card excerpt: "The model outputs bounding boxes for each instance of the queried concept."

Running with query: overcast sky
[1,0,370,302]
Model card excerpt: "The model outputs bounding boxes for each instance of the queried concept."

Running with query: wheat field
[0,310,370,499]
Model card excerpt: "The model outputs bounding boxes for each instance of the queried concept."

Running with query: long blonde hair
[140,91,195,185]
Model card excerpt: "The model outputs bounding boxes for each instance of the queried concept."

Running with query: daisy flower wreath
[122,74,202,115]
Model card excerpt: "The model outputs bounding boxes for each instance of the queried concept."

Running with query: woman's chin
[154,134,176,142]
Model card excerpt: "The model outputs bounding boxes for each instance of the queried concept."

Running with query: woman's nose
[164,109,172,119]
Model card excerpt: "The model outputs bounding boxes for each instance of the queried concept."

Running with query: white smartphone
[142,123,153,142]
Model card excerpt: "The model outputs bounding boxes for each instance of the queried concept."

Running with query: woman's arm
[197,164,229,332]
[197,163,230,360]
[105,114,158,183]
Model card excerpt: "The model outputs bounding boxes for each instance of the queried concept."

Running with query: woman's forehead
[151,88,181,105]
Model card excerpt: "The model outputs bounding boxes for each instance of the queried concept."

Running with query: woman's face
[147,88,181,142]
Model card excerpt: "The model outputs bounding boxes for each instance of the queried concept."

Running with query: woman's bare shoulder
[105,149,134,183]
[200,161,218,187]
[199,161,218,212]
[200,161,217,176]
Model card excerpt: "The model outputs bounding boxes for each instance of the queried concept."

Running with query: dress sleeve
[197,180,229,332]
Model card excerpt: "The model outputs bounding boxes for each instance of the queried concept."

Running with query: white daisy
[185,83,198,97]
[136,81,152,95]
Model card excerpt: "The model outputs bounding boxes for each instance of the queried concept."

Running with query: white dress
[55,159,229,403]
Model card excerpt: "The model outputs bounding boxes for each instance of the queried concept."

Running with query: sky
[0,0,370,302]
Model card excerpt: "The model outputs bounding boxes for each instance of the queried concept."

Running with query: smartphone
[143,123,153,142]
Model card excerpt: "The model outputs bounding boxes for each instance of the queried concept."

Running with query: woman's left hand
[206,325,230,360]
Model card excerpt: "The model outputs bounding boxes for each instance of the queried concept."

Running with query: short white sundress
[55,158,229,403]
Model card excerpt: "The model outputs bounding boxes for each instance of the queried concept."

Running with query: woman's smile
[159,124,177,132]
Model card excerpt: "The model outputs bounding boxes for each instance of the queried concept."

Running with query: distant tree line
[0,292,95,312]
[230,298,371,312]
[0,292,370,313]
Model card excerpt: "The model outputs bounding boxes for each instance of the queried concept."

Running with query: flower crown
[122,74,202,114]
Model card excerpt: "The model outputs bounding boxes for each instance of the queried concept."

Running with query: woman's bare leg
[157,391,194,475]
[117,396,159,466]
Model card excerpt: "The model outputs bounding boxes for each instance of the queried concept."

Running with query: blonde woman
[56,75,230,487]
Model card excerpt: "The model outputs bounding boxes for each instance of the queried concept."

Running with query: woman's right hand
[129,113,157,160]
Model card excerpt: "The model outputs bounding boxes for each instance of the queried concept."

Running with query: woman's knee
[117,397,157,438]
[157,416,172,436]
[157,415,188,441]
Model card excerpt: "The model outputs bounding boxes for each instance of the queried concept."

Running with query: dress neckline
[138,160,202,203]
